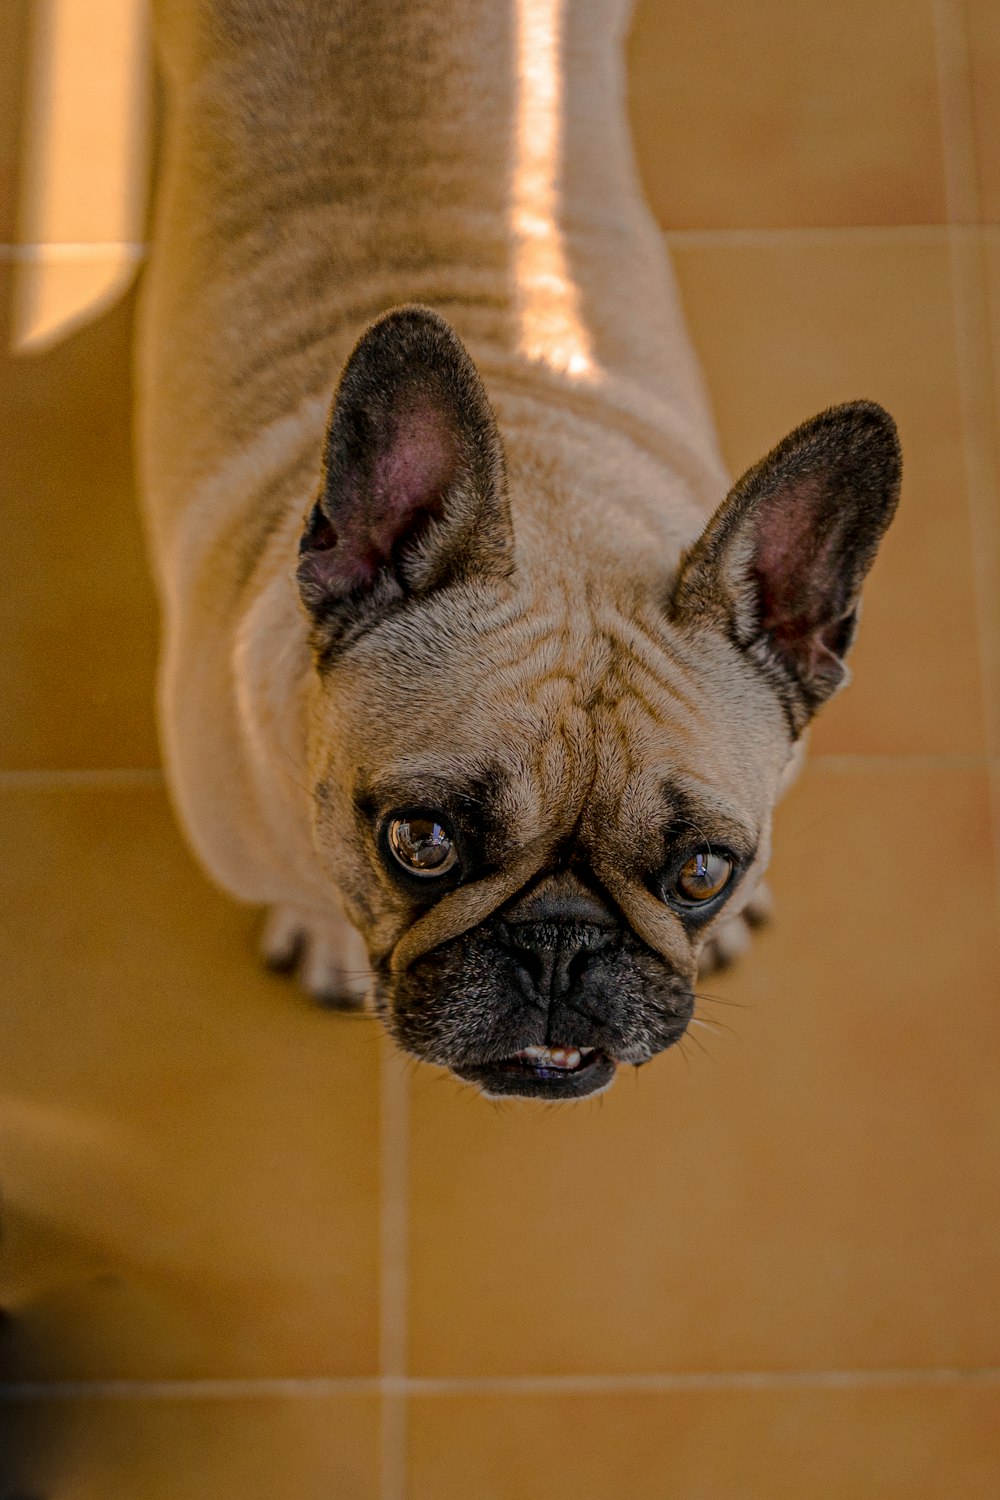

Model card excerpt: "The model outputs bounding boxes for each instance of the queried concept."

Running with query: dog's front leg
[260,904,372,1012]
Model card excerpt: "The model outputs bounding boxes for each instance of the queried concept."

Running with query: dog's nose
[501,870,621,1003]
[503,917,616,1001]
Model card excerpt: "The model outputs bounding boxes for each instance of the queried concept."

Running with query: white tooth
[516,1044,589,1070]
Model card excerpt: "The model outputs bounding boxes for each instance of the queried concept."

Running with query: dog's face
[296,307,901,1099]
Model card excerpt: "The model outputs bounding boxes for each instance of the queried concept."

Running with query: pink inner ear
[312,401,460,595]
[368,403,458,558]
[752,477,839,640]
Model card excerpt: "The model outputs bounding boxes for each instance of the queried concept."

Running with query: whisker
[681,1026,715,1063]
[689,989,750,1011]
[690,1012,737,1038]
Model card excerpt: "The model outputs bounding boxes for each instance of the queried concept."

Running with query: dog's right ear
[297,305,514,655]
[670,401,901,734]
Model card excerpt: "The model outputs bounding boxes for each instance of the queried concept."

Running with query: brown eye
[386,815,458,877]
[673,850,733,905]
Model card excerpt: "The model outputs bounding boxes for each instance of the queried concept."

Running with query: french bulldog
[137,0,900,1099]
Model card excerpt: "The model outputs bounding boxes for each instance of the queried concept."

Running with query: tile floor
[2,0,999,1496]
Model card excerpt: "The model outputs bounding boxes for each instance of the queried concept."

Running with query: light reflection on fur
[513,0,596,380]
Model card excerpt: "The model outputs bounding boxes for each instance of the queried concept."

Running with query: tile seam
[931,0,1000,940]
[378,1035,411,1500]
[664,225,956,249]
[930,0,981,224]
[0,768,163,788]
[0,242,146,261]
[3,1368,998,1402]
[808,753,996,772]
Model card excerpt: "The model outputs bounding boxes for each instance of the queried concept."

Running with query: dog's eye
[386,814,458,877]
[672,850,733,905]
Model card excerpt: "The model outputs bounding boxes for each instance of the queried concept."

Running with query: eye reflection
[673,850,733,906]
[386,815,458,877]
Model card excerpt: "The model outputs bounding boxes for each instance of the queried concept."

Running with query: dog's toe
[260,904,373,1012]
[742,880,774,930]
[260,904,307,972]
[698,882,773,976]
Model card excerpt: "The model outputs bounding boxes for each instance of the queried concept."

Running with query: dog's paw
[260,904,372,1012]
[698,881,773,976]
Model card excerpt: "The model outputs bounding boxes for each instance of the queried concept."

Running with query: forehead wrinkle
[662,772,761,851]
[595,599,703,709]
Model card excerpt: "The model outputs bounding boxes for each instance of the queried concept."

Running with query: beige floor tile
[0,271,160,771]
[0,783,382,1379]
[408,1385,1000,1500]
[673,232,985,755]
[407,764,1000,1377]
[0,1,32,244]
[965,0,1000,224]
[627,0,946,231]
[1,1394,379,1500]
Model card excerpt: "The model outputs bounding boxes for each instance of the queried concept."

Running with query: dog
[137,0,900,1100]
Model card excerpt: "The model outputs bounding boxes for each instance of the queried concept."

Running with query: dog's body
[139,0,899,1098]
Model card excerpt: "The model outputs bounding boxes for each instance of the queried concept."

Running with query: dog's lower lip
[452,1047,616,1100]
[498,1044,599,1076]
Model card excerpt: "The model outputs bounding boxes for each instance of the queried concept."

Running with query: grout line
[0,242,146,261]
[808,753,997,773]
[0,768,163,789]
[389,1368,1000,1396]
[4,1368,999,1402]
[930,0,981,225]
[378,1033,411,1500]
[663,225,957,249]
[0,1379,381,1402]
[932,0,1000,945]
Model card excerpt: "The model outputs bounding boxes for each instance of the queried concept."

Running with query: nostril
[501,922,615,1001]
[566,947,593,988]
[512,946,545,987]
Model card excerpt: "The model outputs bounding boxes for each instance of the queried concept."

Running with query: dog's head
[296,306,900,1098]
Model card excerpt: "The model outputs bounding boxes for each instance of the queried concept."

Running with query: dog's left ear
[298,305,513,653]
[671,401,901,732]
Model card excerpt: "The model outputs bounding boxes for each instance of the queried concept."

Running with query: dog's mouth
[504,1043,598,1076]
[453,1043,616,1100]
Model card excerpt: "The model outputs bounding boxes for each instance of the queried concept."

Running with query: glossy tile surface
[409,1385,1000,1500]
[0,272,159,771]
[673,233,985,757]
[965,0,1000,223]
[1,1394,380,1500]
[0,783,381,1380]
[0,1,32,243]
[627,0,946,230]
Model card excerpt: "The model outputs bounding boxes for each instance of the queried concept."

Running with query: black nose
[503,917,617,1002]
[499,871,623,1009]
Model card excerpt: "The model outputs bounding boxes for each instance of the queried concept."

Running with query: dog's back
[139,0,727,545]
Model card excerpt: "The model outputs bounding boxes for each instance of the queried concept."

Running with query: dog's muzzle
[387,871,693,1100]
